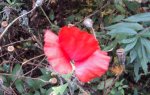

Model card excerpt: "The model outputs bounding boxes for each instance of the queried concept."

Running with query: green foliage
[1,0,150,94]
[98,78,114,90]
[109,79,128,95]
[124,13,150,22]
[106,12,150,81]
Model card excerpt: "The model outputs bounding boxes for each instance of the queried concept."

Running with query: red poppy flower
[44,26,110,82]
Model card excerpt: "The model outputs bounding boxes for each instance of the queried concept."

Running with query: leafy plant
[106,12,150,81]
[109,79,128,95]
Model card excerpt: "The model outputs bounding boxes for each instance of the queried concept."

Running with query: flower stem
[91,27,96,39]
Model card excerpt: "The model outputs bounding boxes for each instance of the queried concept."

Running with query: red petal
[59,26,99,61]
[75,50,110,82]
[44,29,72,74]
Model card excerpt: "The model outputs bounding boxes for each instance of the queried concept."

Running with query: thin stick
[40,6,53,26]
[23,57,46,76]
[0,7,36,40]
[1,38,32,48]
[22,54,45,65]
[91,27,96,39]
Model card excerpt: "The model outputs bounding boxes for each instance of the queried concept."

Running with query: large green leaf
[106,22,143,31]
[107,27,137,37]
[124,12,150,22]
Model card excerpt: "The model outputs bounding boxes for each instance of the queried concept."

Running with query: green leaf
[122,85,128,88]
[40,88,46,95]
[112,15,125,23]
[120,37,137,44]
[40,74,51,81]
[140,58,148,74]
[134,88,138,95]
[115,4,126,13]
[11,64,22,81]
[130,49,137,63]
[118,86,122,90]
[116,34,128,42]
[26,78,36,88]
[124,1,140,12]
[49,10,55,21]
[52,83,68,95]
[66,15,75,22]
[124,12,150,22]
[26,78,41,89]
[124,39,137,52]
[135,41,142,59]
[6,0,12,4]
[98,78,114,90]
[34,91,40,95]
[140,45,148,74]
[120,89,125,95]
[107,27,137,37]
[115,82,120,87]
[134,62,141,82]
[140,38,150,54]
[106,22,143,31]
[12,64,22,75]
[62,73,72,80]
[103,40,117,51]
[46,88,53,95]
[3,64,9,72]
[40,68,51,75]
[15,80,24,93]
[110,88,116,94]
[141,28,150,38]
